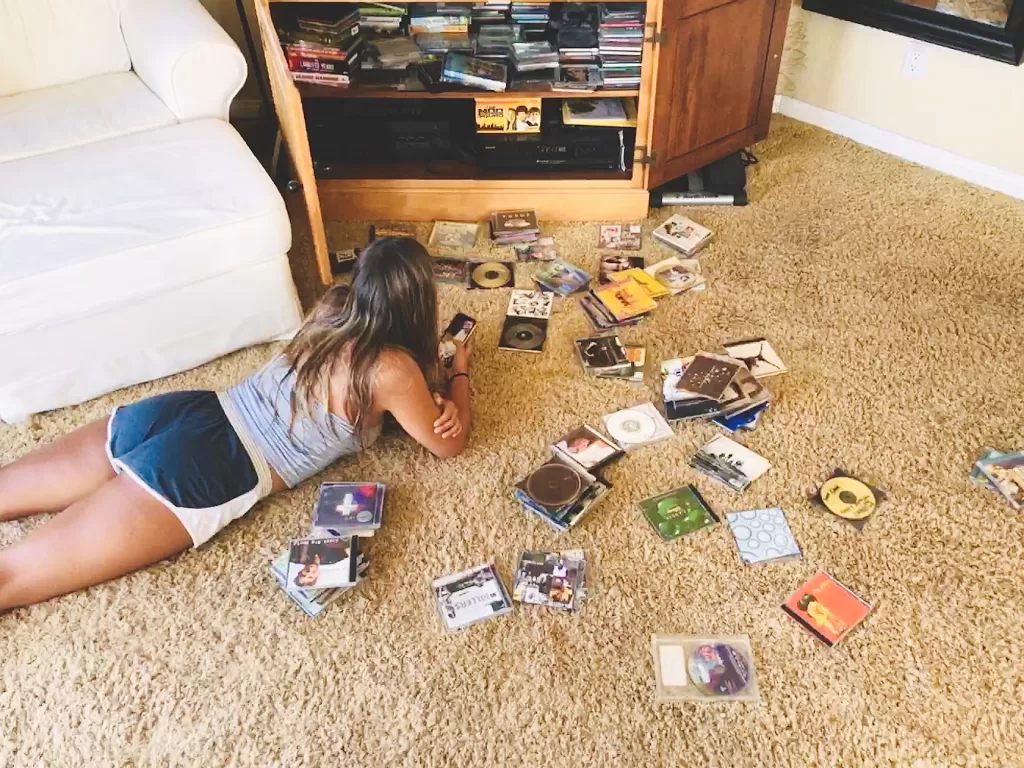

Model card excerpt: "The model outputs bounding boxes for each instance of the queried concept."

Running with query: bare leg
[0,475,193,611]
[0,419,115,521]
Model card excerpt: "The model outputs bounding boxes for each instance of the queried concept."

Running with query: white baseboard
[775,95,1024,201]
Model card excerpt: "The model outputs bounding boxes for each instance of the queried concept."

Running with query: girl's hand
[450,338,474,375]
[432,394,463,439]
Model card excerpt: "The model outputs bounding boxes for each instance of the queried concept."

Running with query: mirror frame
[803,0,1024,64]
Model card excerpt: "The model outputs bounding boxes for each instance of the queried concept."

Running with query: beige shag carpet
[3,116,1024,766]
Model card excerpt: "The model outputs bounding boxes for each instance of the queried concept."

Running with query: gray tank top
[219,356,379,488]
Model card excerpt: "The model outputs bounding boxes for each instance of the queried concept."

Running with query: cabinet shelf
[257,0,791,284]
[298,83,640,100]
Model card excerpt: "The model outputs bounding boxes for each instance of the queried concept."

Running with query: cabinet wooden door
[255,0,332,284]
[645,0,790,189]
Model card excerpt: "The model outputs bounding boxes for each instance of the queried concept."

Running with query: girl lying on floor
[0,238,471,611]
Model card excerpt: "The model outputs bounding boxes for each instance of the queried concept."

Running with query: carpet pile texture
[2,117,1023,766]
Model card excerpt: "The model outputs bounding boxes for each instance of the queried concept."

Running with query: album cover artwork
[598,254,646,284]
[552,424,623,471]
[644,257,704,295]
[652,214,713,256]
[725,508,801,565]
[432,257,470,285]
[433,562,513,633]
[506,289,553,319]
[639,484,718,542]
[443,312,477,344]
[512,550,586,611]
[513,237,557,261]
[313,482,385,532]
[574,335,629,372]
[723,338,788,379]
[970,447,1004,490]
[468,260,515,289]
[285,536,360,591]
[534,260,592,296]
[428,221,479,250]
[490,209,539,236]
[599,223,642,251]
[592,278,657,321]
[499,315,547,353]
[690,436,771,493]
[782,571,872,647]
[677,353,745,401]
[597,345,646,382]
[607,268,669,299]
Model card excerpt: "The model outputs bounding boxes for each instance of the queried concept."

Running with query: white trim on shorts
[105,405,274,549]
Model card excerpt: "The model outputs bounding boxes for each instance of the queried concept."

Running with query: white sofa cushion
[0,0,131,97]
[0,118,292,336]
[0,72,178,163]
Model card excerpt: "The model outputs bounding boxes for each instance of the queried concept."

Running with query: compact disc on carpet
[501,320,546,351]
[606,409,658,443]
[687,643,751,697]
[527,464,583,508]
[820,476,876,520]
[471,261,513,289]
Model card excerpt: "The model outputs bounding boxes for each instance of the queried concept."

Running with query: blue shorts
[106,391,272,547]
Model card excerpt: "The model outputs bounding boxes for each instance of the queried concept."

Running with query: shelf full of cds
[255,0,792,283]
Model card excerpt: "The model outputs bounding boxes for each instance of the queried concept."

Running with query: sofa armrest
[121,0,247,122]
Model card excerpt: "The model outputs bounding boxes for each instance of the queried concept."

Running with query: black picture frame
[803,0,1024,65]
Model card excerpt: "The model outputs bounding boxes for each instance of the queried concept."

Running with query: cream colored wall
[785,4,1024,175]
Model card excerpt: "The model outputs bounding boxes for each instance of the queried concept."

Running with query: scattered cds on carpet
[512,550,587,612]
[433,562,513,632]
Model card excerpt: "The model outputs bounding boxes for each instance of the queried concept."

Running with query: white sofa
[0,0,303,423]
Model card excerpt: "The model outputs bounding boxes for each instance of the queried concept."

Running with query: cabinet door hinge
[645,23,665,44]
[635,147,657,166]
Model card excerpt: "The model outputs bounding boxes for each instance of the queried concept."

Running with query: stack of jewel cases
[513,425,623,532]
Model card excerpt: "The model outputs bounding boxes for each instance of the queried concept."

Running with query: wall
[199,0,262,105]
[784,3,1024,176]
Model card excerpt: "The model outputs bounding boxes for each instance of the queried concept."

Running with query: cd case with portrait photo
[652,214,713,257]
[782,571,872,647]
[722,338,788,379]
[433,562,513,633]
[551,424,624,472]
[428,221,479,250]
[599,223,642,251]
[285,535,361,592]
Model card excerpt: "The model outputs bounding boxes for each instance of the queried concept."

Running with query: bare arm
[372,349,471,459]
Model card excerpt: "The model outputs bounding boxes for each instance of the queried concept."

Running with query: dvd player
[477,127,627,171]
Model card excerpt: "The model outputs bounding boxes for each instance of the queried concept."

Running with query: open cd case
[652,634,761,703]
[433,562,513,633]
[513,454,612,533]
[603,402,673,451]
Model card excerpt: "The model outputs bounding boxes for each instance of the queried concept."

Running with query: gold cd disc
[820,476,876,520]
[472,262,511,289]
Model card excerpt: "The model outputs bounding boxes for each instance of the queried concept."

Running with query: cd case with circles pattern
[725,508,801,566]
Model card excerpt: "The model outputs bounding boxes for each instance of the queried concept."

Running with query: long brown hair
[281,237,439,432]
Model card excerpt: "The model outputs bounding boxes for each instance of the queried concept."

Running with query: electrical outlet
[902,42,929,79]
